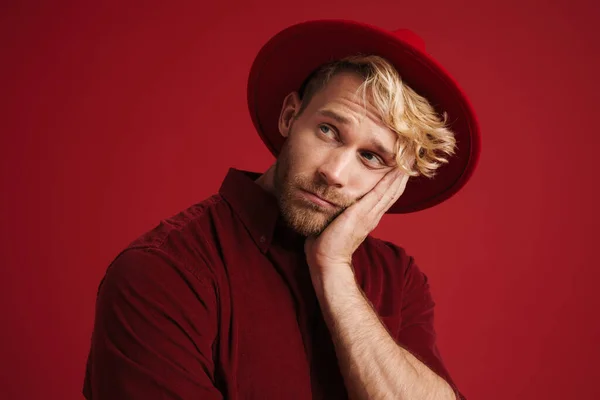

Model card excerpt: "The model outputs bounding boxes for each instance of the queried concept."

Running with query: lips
[299,189,339,208]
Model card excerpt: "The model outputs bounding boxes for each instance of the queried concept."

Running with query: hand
[304,168,409,281]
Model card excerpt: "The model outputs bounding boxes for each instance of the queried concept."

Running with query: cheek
[348,173,382,199]
[286,132,329,172]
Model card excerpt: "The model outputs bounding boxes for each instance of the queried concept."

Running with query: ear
[278,92,301,138]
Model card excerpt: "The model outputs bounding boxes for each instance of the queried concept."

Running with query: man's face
[274,72,399,236]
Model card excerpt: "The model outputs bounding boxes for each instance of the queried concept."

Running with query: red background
[2,1,599,399]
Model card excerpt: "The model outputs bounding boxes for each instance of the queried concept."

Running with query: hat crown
[392,28,426,52]
[247,20,479,213]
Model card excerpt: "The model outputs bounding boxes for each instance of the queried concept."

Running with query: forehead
[302,72,397,144]
[303,72,385,127]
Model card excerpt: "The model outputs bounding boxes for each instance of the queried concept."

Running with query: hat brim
[247,19,480,213]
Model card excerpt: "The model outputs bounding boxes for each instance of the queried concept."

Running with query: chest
[216,237,404,399]
[221,241,348,398]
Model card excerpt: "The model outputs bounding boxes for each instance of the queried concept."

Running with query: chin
[282,205,334,237]
[289,221,328,237]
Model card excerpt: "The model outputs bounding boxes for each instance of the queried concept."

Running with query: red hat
[247,19,481,213]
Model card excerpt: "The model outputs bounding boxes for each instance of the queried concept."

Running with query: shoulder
[359,235,413,270]
[357,235,429,291]
[103,194,235,290]
[127,193,232,251]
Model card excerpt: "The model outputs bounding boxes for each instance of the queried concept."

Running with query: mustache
[293,177,355,208]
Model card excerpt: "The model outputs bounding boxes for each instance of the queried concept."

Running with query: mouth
[298,189,339,209]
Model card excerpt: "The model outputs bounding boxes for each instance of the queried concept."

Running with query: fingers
[372,170,407,216]
[391,173,409,204]
[356,168,408,219]
[361,169,400,205]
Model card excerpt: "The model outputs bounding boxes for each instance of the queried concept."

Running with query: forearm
[313,267,456,400]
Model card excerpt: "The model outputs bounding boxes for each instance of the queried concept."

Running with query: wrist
[311,263,358,300]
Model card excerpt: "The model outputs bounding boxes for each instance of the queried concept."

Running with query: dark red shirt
[83,168,464,399]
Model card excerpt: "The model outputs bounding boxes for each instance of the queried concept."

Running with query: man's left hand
[304,168,409,281]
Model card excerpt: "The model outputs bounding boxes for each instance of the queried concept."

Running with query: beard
[273,141,355,237]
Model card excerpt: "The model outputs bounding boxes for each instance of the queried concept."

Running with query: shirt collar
[218,168,282,253]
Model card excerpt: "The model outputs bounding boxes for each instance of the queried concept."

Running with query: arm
[311,265,457,400]
[304,169,463,399]
[83,248,223,399]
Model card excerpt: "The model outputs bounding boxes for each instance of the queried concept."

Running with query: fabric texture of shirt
[83,168,464,399]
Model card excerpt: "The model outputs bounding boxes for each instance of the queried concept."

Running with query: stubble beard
[273,146,351,237]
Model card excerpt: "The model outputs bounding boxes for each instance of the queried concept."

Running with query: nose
[317,149,353,188]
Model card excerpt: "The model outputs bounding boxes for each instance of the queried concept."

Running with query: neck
[255,163,277,196]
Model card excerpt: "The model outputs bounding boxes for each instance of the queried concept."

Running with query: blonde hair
[297,55,456,178]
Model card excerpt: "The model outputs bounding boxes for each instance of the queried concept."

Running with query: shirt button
[259,235,266,243]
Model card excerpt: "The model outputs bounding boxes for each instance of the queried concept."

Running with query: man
[83,20,480,400]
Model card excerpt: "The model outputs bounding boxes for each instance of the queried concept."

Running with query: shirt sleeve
[83,247,223,400]
[396,256,466,400]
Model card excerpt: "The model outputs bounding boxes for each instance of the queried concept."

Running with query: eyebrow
[317,108,397,162]
[369,139,396,162]
[316,109,354,126]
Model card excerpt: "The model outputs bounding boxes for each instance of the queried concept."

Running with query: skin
[256,71,455,400]
[256,72,406,238]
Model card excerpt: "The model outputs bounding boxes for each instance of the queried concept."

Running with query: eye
[319,124,336,138]
[360,151,385,167]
